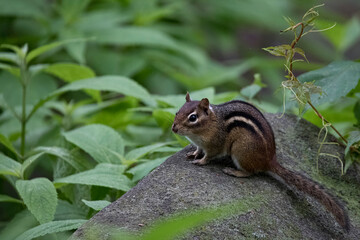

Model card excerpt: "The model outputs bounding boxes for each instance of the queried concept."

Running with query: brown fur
[172,95,350,231]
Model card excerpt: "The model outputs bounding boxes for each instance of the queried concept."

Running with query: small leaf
[0,194,23,204]
[0,133,20,157]
[294,47,309,62]
[345,131,360,155]
[26,39,86,64]
[0,51,19,64]
[82,199,111,211]
[16,178,58,224]
[63,124,124,164]
[21,152,45,178]
[262,45,291,57]
[34,146,87,171]
[54,163,132,192]
[354,100,360,123]
[125,143,169,161]
[0,152,21,177]
[127,157,167,182]
[14,219,87,240]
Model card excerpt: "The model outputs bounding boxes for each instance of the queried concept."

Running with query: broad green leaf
[26,39,86,64]
[240,84,261,99]
[63,124,124,164]
[0,0,45,18]
[54,163,132,191]
[125,143,169,161]
[16,178,58,224]
[140,196,263,240]
[55,200,87,220]
[20,152,45,178]
[14,219,87,240]
[43,63,95,82]
[92,27,177,49]
[55,76,156,106]
[0,210,38,240]
[27,75,156,121]
[0,133,20,156]
[82,199,111,211]
[34,146,87,171]
[0,194,22,204]
[43,63,100,101]
[128,157,167,182]
[298,61,360,105]
[0,152,21,177]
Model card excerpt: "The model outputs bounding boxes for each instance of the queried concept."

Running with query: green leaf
[55,76,156,106]
[26,39,86,64]
[298,61,360,105]
[128,157,167,182]
[82,199,111,211]
[34,146,87,171]
[92,27,177,49]
[262,45,291,57]
[125,143,169,161]
[20,152,45,178]
[54,163,132,192]
[0,210,38,240]
[140,196,263,240]
[14,219,87,240]
[55,200,87,220]
[0,152,21,177]
[153,109,175,131]
[0,194,23,204]
[43,63,99,101]
[0,0,45,18]
[345,131,360,155]
[0,133,20,157]
[155,88,215,109]
[0,51,19,64]
[63,124,124,164]
[354,100,360,123]
[43,63,95,82]
[16,178,58,224]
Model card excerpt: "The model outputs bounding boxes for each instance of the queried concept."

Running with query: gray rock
[72,113,360,239]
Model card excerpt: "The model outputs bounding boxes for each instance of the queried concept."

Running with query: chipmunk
[172,93,350,231]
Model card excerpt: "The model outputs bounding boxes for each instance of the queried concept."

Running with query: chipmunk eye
[188,114,197,122]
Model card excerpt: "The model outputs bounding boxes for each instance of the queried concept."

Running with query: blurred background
[1,0,359,99]
[0,0,360,234]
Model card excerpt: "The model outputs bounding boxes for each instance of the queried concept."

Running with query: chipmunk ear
[185,92,192,102]
[199,98,210,114]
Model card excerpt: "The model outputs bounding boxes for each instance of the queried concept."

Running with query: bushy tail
[270,161,350,231]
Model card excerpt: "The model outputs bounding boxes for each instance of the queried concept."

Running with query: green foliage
[16,178,58,224]
[0,0,359,239]
[14,219,87,240]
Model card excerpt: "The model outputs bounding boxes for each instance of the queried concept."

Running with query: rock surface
[72,113,360,239]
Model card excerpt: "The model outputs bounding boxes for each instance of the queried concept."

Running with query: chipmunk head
[172,92,214,137]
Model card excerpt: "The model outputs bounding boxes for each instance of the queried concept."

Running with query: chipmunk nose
[172,123,178,133]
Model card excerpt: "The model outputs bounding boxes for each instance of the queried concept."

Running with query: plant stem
[19,61,28,160]
[288,22,360,154]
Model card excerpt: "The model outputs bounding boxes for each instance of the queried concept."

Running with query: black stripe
[226,120,257,135]
[224,111,264,133]
[220,100,266,118]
